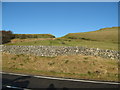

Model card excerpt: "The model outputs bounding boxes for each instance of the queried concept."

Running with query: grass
[5,38,118,50]
[2,27,119,82]
[4,27,119,50]
[63,27,119,43]
[2,52,119,82]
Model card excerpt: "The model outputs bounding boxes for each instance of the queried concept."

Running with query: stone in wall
[1,45,119,60]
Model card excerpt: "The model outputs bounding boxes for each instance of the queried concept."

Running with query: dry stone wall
[1,45,119,60]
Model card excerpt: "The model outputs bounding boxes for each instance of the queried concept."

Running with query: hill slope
[5,27,119,50]
[62,27,119,43]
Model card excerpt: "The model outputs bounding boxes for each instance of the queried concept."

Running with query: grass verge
[2,52,119,82]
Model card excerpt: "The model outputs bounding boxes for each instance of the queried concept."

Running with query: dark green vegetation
[5,27,119,50]
[0,31,14,44]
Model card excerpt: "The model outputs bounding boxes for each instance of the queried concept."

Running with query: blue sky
[2,2,118,37]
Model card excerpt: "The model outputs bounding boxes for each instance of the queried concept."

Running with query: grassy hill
[62,27,119,43]
[2,27,119,82]
[5,27,119,50]
[14,34,55,39]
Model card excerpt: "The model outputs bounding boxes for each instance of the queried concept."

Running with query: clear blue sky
[2,2,118,37]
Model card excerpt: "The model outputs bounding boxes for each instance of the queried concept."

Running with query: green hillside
[5,27,119,50]
[62,27,119,43]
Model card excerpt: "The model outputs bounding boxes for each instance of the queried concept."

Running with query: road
[1,72,119,90]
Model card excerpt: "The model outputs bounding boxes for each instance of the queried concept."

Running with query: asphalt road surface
[1,72,119,90]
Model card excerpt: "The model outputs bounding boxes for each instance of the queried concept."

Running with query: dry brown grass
[2,52,119,82]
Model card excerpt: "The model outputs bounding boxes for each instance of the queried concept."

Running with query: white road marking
[1,72,119,85]
[6,85,31,90]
